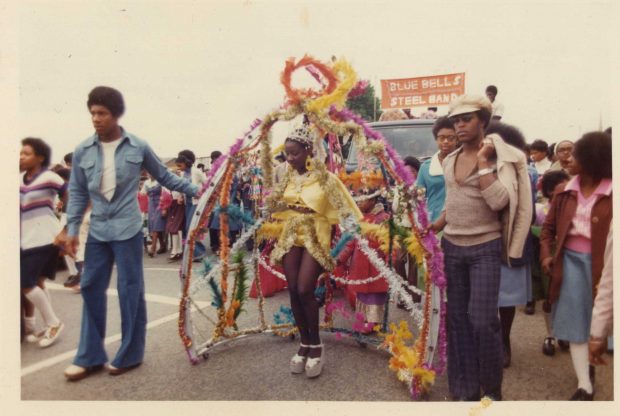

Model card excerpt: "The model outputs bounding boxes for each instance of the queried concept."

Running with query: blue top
[67,128,198,241]
[415,154,446,223]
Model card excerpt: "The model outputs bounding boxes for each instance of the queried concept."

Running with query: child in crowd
[337,172,390,333]
[532,170,571,356]
[540,132,612,400]
[20,137,66,347]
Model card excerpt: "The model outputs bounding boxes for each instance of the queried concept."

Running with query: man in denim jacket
[63,86,199,381]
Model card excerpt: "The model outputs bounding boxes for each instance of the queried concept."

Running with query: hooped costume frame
[177,55,448,399]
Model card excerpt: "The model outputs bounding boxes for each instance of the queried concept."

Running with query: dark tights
[499,306,516,353]
[282,246,324,358]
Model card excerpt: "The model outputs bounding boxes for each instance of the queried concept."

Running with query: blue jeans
[73,231,146,368]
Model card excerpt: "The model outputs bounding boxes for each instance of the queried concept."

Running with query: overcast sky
[10,0,615,164]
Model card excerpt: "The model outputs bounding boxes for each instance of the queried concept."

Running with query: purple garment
[357,292,388,305]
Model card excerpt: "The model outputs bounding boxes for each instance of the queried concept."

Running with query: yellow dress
[266,168,362,271]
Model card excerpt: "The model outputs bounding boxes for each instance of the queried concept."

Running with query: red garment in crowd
[137,192,148,213]
[249,243,288,298]
[335,208,390,307]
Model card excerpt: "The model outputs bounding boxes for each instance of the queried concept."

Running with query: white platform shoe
[290,343,310,374]
[304,344,324,378]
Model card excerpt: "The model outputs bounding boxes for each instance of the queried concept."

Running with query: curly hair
[87,86,125,117]
[432,116,454,138]
[530,139,549,153]
[21,137,51,168]
[404,156,421,173]
[540,170,570,199]
[485,121,526,151]
[573,131,612,180]
[477,108,492,129]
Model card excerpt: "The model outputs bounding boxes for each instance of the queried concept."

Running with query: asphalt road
[20,250,613,403]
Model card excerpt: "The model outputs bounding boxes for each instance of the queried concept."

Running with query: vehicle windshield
[378,125,436,159]
[345,123,436,172]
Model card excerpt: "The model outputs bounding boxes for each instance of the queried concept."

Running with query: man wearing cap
[430,94,531,401]
[63,86,200,381]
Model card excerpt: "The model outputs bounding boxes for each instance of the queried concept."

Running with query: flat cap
[448,94,492,117]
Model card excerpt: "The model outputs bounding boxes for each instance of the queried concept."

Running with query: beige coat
[487,133,533,264]
[590,223,613,338]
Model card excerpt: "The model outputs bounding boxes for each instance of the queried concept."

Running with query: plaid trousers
[442,237,503,399]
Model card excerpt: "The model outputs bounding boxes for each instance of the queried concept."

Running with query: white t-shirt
[492,100,505,118]
[533,158,552,175]
[100,139,121,200]
[20,170,66,250]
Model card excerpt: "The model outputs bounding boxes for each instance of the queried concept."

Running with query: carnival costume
[177,55,448,400]
[265,164,363,272]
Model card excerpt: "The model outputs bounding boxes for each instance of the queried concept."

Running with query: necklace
[292,170,312,194]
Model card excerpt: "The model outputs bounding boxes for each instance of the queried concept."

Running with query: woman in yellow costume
[264,123,362,378]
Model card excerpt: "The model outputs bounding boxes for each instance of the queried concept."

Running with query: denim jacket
[67,129,198,241]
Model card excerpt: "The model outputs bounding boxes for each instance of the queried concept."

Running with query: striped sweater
[20,169,66,250]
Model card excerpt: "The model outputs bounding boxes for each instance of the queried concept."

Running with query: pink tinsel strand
[201,119,262,193]
[305,65,327,88]
[328,106,415,186]
[433,293,448,375]
[347,80,369,99]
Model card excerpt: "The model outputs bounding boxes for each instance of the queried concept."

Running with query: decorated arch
[177,55,447,399]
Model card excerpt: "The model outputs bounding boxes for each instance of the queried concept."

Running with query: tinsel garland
[213,204,255,226]
[347,79,369,99]
[273,305,296,326]
[305,58,357,114]
[256,221,284,242]
[328,102,448,377]
[200,119,262,195]
[178,178,223,353]
[190,220,263,296]
[328,106,415,187]
[281,55,338,107]
[269,214,334,271]
[359,222,402,254]
[228,250,249,329]
[382,321,436,399]
[330,231,354,258]
[354,236,424,326]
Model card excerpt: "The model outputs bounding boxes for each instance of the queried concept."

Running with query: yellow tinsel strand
[256,221,284,241]
[360,222,401,254]
[403,234,426,267]
[305,58,357,114]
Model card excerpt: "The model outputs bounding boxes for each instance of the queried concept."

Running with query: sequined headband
[286,124,315,148]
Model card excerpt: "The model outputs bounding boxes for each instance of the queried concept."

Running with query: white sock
[570,342,593,393]
[42,284,52,302]
[24,316,36,333]
[24,286,60,327]
[171,233,181,255]
[65,255,79,275]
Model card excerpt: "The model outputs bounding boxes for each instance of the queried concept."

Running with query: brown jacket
[540,182,612,304]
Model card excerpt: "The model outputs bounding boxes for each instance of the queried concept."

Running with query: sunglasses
[449,114,475,124]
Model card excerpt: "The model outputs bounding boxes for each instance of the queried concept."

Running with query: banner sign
[380,73,465,109]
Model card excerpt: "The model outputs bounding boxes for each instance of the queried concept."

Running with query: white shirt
[533,158,552,175]
[492,100,505,118]
[100,139,121,200]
